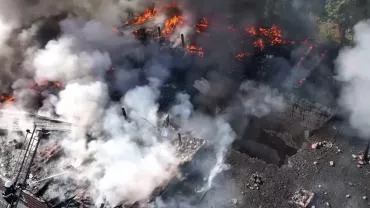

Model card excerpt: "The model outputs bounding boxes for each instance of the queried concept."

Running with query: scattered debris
[313,161,318,165]
[345,194,351,198]
[231,198,238,205]
[39,144,63,163]
[247,173,264,190]
[174,134,205,163]
[325,201,330,207]
[363,196,367,200]
[291,189,314,208]
[352,149,370,168]
[310,141,333,150]
[329,161,334,167]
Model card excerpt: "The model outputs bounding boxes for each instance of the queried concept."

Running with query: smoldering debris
[0,0,345,207]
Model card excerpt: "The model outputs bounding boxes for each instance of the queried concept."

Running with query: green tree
[323,0,370,43]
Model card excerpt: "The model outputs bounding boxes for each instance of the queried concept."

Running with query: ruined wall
[0,111,71,132]
[258,93,334,149]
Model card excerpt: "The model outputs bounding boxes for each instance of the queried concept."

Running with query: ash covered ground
[0,0,368,207]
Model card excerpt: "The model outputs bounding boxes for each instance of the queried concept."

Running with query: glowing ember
[253,38,265,49]
[53,81,62,88]
[245,27,257,36]
[162,15,184,35]
[246,24,283,47]
[195,17,209,33]
[130,7,157,25]
[0,94,15,103]
[186,44,204,57]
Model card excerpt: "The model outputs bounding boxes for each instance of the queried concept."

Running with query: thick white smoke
[25,16,182,206]
[0,0,289,207]
[336,20,370,138]
[238,80,286,117]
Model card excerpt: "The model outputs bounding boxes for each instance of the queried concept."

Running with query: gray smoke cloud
[0,0,302,207]
[336,20,370,138]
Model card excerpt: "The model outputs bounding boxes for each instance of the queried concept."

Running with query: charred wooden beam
[181,34,185,48]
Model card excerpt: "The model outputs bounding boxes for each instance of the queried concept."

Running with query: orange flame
[53,81,62,88]
[0,94,15,103]
[253,38,264,49]
[246,24,283,48]
[269,25,283,45]
[162,15,184,35]
[245,27,257,36]
[186,44,204,57]
[195,17,209,33]
[130,7,157,25]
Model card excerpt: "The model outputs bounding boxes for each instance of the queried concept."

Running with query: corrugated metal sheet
[20,191,49,208]
[0,110,72,132]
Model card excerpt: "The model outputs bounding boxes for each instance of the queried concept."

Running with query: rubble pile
[351,152,370,168]
[247,173,263,190]
[291,189,314,208]
[310,141,333,150]
[38,144,63,164]
[173,133,206,164]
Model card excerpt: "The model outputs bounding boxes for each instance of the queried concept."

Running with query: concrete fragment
[291,189,314,207]
[231,198,238,205]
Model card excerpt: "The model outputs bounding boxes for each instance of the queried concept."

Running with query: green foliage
[324,0,351,23]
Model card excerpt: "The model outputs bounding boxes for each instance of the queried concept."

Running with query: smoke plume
[0,0,304,207]
[336,20,370,138]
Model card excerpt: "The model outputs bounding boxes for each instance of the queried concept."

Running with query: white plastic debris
[231,198,238,205]
[291,189,314,208]
[345,194,351,198]
[329,161,334,167]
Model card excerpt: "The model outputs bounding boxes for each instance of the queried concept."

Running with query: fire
[246,24,283,47]
[186,44,204,57]
[246,27,257,36]
[53,81,62,88]
[0,94,15,103]
[269,25,282,45]
[162,15,184,35]
[119,5,318,62]
[195,17,209,33]
[29,79,63,91]
[130,7,157,25]
[253,38,265,49]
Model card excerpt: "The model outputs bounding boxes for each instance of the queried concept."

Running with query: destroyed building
[0,1,368,207]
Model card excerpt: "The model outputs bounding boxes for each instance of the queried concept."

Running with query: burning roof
[0,0,341,207]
